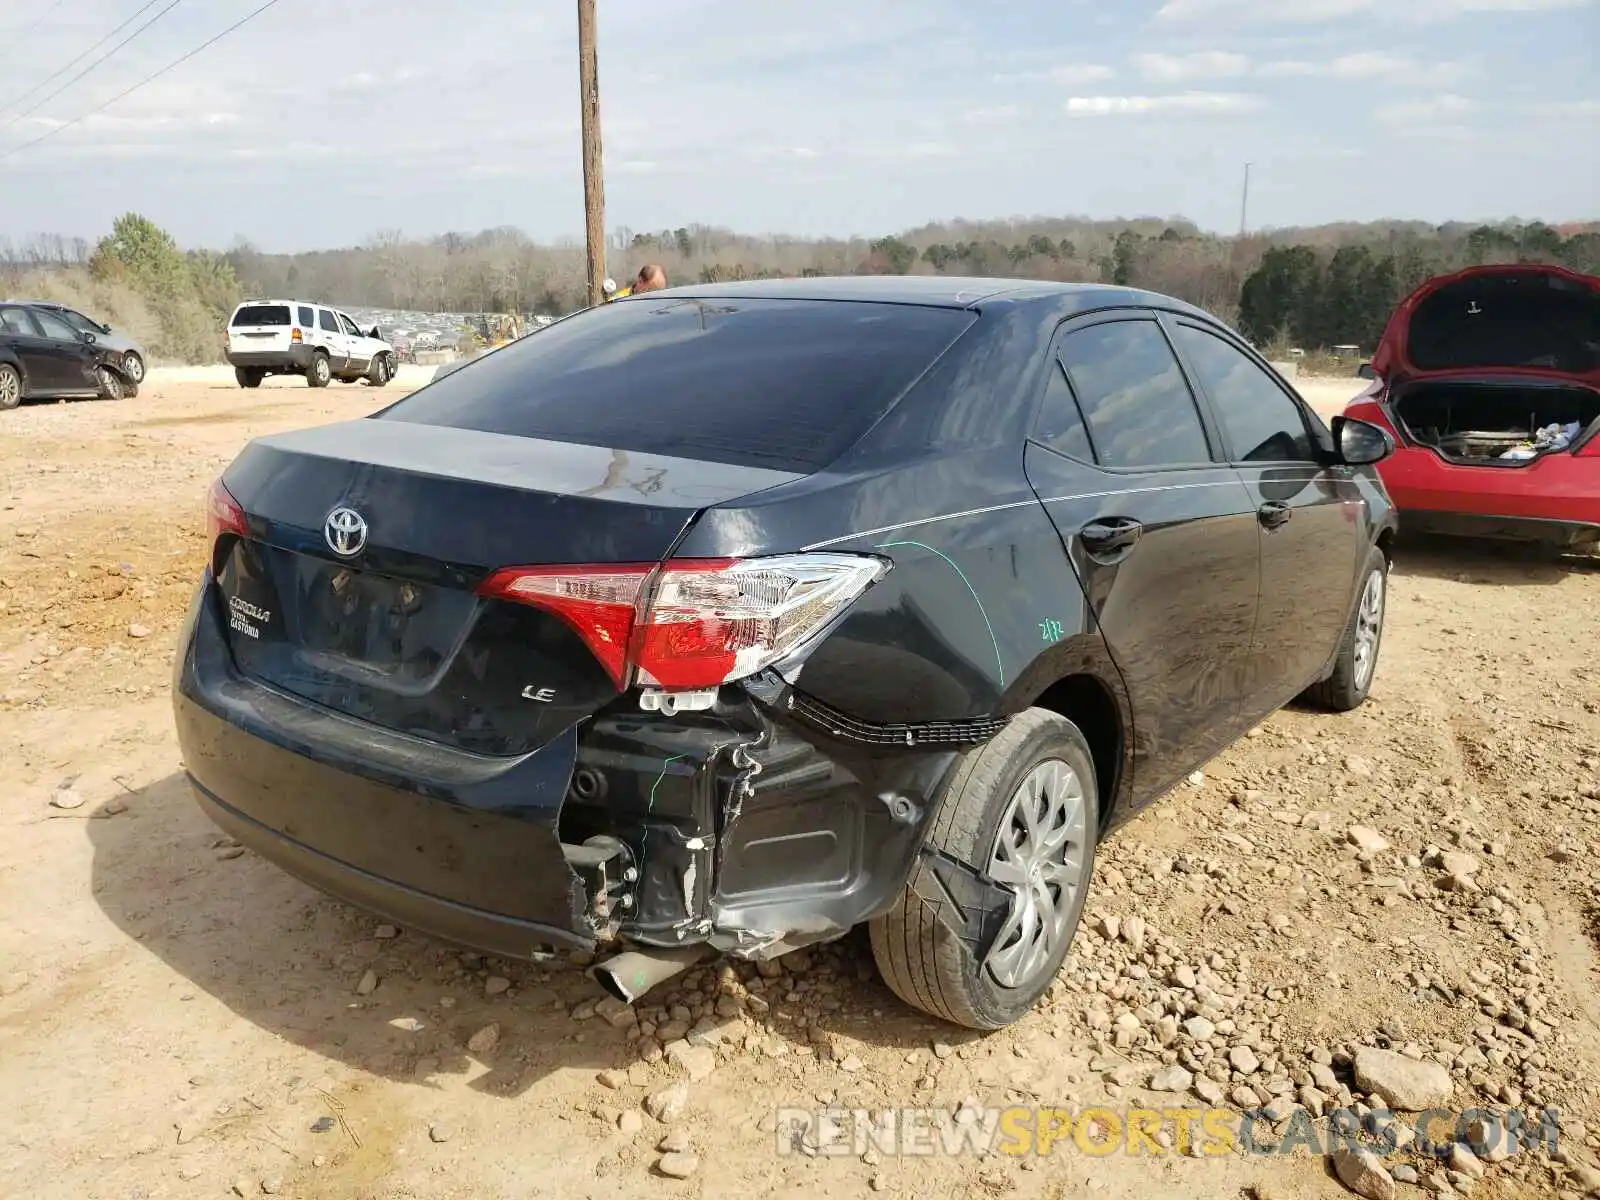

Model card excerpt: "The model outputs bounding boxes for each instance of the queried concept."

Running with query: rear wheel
[307,352,331,388]
[235,367,264,389]
[95,366,125,401]
[0,364,20,410]
[869,709,1098,1029]
[1303,545,1387,712]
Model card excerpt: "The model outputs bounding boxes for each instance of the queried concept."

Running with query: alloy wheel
[1353,567,1384,690]
[97,367,123,401]
[123,352,144,383]
[984,759,1089,989]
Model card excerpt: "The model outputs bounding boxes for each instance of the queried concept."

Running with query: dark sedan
[173,277,1398,1029]
[0,301,139,410]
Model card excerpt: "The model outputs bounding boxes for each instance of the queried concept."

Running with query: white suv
[225,300,397,389]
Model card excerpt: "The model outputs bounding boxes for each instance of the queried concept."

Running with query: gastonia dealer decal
[228,594,271,640]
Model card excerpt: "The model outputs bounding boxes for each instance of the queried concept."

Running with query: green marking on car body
[876,539,1005,687]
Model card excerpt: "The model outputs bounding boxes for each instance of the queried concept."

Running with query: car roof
[1,299,67,308]
[235,299,344,308]
[647,274,1214,318]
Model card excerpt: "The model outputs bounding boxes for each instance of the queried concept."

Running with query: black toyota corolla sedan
[173,276,1397,1029]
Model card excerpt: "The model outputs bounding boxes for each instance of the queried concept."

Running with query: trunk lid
[215,419,801,755]
[1370,264,1600,388]
[227,303,298,354]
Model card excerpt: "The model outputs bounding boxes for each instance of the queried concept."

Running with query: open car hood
[1370,264,1600,388]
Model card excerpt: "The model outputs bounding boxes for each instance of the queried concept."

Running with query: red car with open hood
[1342,263,1600,552]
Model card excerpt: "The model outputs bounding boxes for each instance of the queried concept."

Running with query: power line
[0,0,285,163]
[4,0,188,130]
[0,0,166,119]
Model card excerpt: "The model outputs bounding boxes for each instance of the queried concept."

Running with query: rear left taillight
[479,554,888,692]
[206,477,248,547]
[291,327,303,343]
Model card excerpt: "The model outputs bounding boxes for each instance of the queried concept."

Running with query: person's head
[633,264,667,294]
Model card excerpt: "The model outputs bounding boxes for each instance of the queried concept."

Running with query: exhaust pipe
[590,945,712,1005]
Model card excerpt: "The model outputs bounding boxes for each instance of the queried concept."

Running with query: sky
[0,0,1595,252]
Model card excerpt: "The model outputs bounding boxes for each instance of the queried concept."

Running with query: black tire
[122,351,145,384]
[235,367,263,389]
[306,352,331,388]
[368,353,390,387]
[869,708,1099,1030]
[0,363,21,410]
[1303,545,1387,712]
[95,366,125,401]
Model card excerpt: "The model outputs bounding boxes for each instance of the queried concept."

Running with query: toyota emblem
[324,506,368,557]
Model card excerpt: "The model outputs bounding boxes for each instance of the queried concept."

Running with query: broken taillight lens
[206,477,249,545]
[479,554,888,692]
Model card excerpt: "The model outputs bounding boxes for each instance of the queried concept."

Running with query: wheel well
[1030,674,1122,826]
[1376,528,1395,562]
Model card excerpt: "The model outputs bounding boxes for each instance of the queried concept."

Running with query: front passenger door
[1167,319,1366,710]
[338,312,370,371]
[316,308,347,371]
[1023,315,1262,804]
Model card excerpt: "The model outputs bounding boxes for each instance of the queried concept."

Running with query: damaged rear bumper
[173,578,979,961]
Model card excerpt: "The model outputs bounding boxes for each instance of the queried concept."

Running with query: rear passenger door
[1023,313,1262,803]
[1166,318,1365,710]
[316,308,347,370]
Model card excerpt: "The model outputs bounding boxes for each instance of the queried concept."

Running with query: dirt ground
[2,371,1597,1200]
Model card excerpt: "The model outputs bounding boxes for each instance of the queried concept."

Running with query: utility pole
[1238,162,1252,238]
[577,0,606,306]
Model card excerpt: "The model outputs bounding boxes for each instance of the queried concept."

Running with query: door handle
[1080,518,1143,555]
[1258,501,1292,529]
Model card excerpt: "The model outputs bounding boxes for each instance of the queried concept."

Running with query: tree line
[2,215,1594,364]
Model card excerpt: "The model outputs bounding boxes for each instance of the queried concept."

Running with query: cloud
[1156,0,1589,21]
[993,62,1117,85]
[961,104,1024,125]
[1065,92,1264,115]
[1523,99,1600,117]
[1375,93,1477,124]
[1260,51,1467,86]
[1133,51,1251,82]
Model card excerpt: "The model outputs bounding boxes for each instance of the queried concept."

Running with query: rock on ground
[1352,1048,1452,1111]
[1332,1146,1397,1200]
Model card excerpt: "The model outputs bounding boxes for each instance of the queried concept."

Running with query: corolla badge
[324,506,368,557]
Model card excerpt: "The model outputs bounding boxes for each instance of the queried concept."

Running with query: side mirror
[369,327,380,339]
[81,331,97,345]
[1356,362,1376,381]
[1332,415,1393,466]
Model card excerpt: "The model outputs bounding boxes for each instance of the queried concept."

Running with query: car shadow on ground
[1390,531,1598,587]
[87,771,952,1100]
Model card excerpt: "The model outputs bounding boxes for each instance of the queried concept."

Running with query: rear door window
[232,304,291,327]
[0,307,39,336]
[1172,323,1316,462]
[1032,357,1096,462]
[378,298,976,470]
[1058,320,1213,468]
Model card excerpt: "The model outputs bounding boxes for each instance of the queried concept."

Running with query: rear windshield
[376,297,975,470]
[231,304,291,327]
